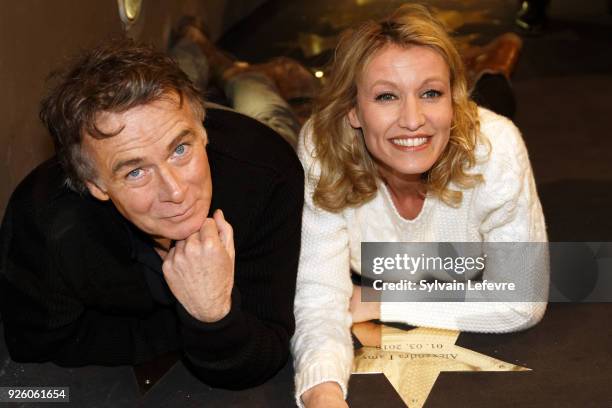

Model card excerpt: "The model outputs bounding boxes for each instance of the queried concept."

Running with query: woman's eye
[126,168,143,180]
[375,93,397,102]
[423,89,442,99]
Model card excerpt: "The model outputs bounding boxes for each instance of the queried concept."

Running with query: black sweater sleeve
[0,195,180,366]
[177,157,304,389]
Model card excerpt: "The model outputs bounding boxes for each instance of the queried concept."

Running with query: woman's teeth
[391,137,428,147]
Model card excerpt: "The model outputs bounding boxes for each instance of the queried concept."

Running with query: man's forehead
[92,97,186,135]
[83,97,206,163]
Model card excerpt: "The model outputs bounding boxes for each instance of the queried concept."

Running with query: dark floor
[220,0,612,241]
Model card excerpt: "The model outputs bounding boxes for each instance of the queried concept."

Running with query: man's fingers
[213,209,235,257]
[162,246,177,277]
[174,239,186,255]
[166,245,176,260]
[199,217,220,244]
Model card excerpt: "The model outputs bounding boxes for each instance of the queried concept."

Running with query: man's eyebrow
[111,129,196,175]
[112,157,145,175]
[166,129,195,154]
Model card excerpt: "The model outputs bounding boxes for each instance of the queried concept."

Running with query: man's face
[83,95,212,247]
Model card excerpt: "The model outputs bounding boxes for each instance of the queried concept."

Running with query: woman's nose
[398,97,426,131]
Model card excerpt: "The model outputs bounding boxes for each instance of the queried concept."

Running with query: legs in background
[461,33,523,118]
[169,17,316,148]
[169,13,526,128]
[224,72,302,148]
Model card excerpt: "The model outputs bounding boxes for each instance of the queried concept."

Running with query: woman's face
[348,43,453,180]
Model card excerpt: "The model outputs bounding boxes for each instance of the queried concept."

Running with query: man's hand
[302,382,348,408]
[349,285,380,323]
[162,209,235,323]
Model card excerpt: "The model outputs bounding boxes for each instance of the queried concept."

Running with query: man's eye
[126,168,143,180]
[375,93,397,102]
[423,89,442,99]
[174,143,188,156]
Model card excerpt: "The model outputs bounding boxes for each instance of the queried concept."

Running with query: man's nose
[398,97,426,131]
[158,166,187,203]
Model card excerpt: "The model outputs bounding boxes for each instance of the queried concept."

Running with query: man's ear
[85,180,110,201]
[348,107,362,129]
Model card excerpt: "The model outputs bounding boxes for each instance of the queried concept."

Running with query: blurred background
[1,0,611,240]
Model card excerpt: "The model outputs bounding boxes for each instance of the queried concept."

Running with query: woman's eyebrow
[420,76,449,85]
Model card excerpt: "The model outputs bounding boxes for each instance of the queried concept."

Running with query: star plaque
[352,322,529,408]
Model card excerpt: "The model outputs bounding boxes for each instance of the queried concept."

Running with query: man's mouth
[163,204,195,221]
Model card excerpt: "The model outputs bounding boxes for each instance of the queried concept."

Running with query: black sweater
[0,108,304,389]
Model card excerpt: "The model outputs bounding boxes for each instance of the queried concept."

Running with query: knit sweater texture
[291,107,549,404]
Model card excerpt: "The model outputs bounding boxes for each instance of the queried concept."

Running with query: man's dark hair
[39,38,205,194]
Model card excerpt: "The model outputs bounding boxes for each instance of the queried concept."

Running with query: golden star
[352,322,529,408]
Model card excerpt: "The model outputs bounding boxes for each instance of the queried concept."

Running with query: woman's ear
[348,107,362,129]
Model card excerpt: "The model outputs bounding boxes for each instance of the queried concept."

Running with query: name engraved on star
[360,351,459,361]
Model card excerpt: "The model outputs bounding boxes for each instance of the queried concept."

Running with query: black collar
[112,205,174,305]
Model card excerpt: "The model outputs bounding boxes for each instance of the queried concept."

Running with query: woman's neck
[379,165,425,197]
[378,166,426,220]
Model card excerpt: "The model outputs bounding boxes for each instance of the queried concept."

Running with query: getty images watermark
[359,242,612,302]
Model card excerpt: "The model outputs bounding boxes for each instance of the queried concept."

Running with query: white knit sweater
[290,107,549,406]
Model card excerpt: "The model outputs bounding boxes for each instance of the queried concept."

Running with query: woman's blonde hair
[311,4,482,212]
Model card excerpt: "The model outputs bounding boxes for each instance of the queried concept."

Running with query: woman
[291,4,548,407]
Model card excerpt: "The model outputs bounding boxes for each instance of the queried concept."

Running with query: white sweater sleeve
[381,111,550,333]
[291,123,354,407]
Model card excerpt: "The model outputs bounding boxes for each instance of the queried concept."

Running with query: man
[0,38,304,389]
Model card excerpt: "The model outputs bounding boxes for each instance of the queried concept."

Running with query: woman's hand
[349,285,380,323]
[302,382,348,408]
[352,321,382,347]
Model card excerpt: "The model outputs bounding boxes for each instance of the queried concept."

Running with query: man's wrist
[186,294,232,323]
[195,298,231,323]
[176,287,242,331]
